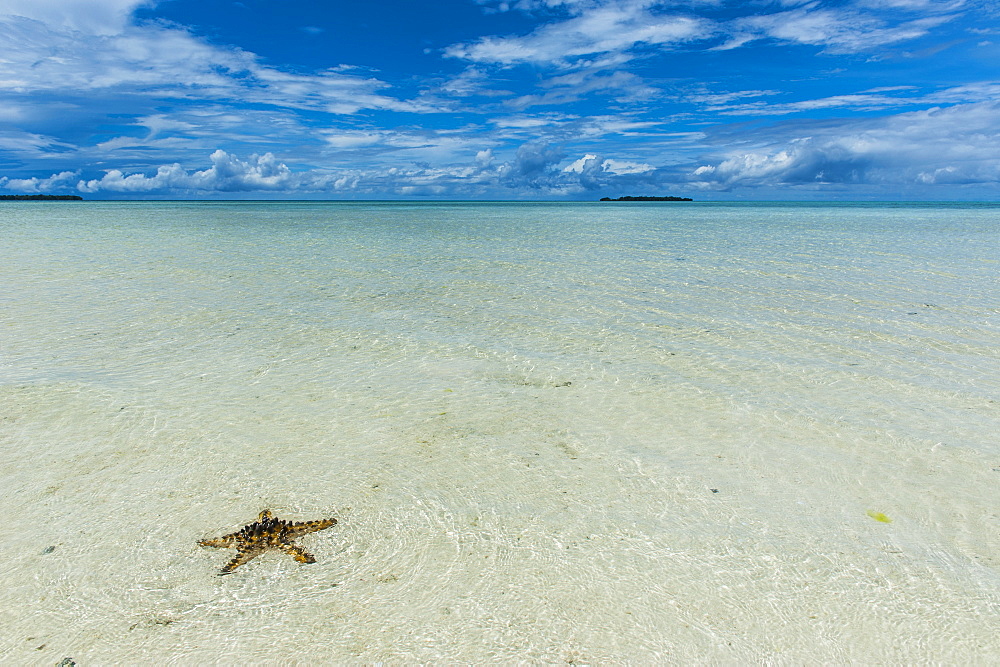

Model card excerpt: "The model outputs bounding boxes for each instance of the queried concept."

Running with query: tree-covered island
[600,195,693,202]
[0,194,83,200]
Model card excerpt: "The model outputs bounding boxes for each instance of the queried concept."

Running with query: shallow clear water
[0,201,997,662]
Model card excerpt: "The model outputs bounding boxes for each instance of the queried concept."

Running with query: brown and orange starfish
[198,509,337,575]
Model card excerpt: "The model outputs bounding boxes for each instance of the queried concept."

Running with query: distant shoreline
[0,194,83,201]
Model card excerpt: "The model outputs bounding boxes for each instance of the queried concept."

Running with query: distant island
[600,195,693,202]
[0,194,83,201]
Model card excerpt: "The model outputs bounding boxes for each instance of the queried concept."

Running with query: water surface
[0,201,997,662]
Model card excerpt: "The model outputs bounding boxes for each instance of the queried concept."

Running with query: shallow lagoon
[0,201,997,662]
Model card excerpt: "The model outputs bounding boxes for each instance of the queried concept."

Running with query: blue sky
[1,0,998,199]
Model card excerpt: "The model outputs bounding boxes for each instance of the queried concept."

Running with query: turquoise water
[0,201,997,662]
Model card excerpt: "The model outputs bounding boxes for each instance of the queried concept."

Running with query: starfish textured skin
[199,509,338,575]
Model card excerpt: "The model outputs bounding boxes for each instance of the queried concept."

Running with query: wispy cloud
[694,80,1000,115]
[0,5,427,115]
[446,2,709,66]
[0,0,147,34]
[728,6,956,53]
[0,129,73,154]
[452,0,962,68]
[506,68,656,109]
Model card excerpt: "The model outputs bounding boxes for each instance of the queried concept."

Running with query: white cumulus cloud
[79,150,304,193]
[0,170,80,193]
[690,101,1000,189]
[564,153,654,174]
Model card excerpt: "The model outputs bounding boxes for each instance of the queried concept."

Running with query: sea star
[198,509,337,575]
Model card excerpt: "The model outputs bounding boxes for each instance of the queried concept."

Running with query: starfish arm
[279,542,317,564]
[219,547,263,575]
[284,517,337,539]
[198,534,238,548]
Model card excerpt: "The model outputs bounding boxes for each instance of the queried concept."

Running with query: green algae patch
[867,510,892,523]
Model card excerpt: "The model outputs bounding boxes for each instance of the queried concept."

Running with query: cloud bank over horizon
[1,0,998,199]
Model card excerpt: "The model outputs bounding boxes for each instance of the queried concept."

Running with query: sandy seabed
[1,201,997,663]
